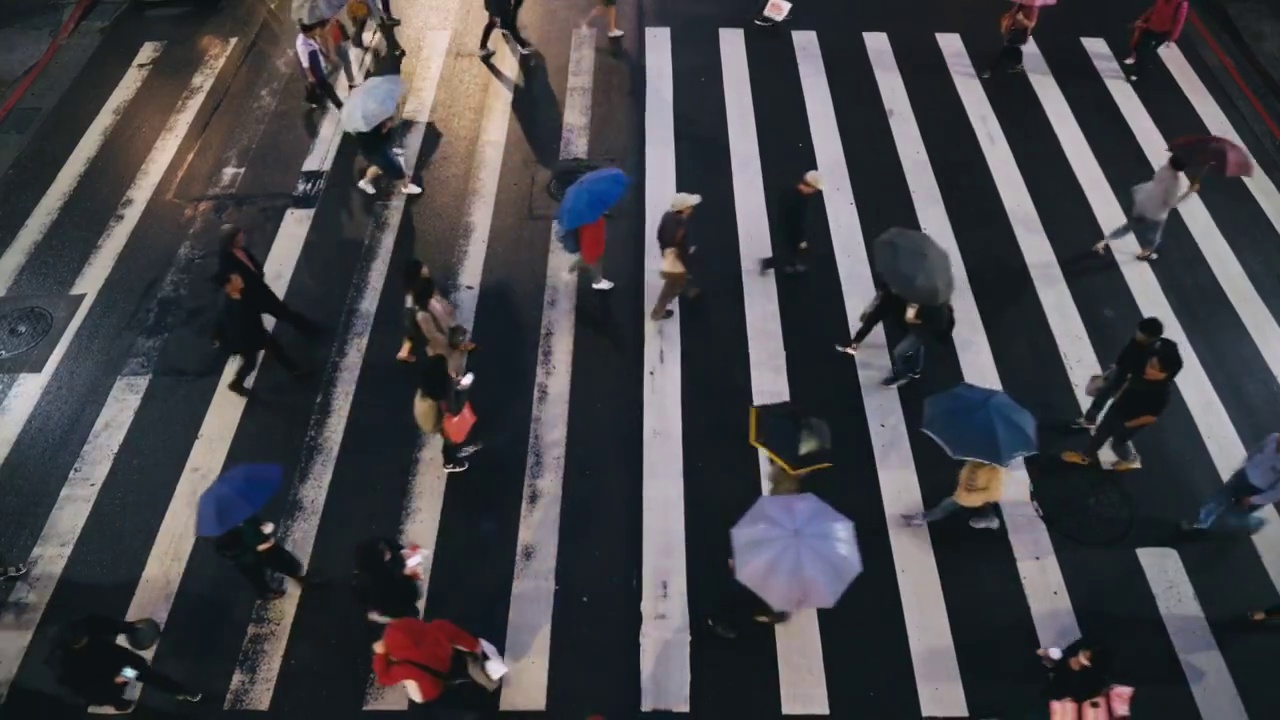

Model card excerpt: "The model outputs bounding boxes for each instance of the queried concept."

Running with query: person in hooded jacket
[353,537,422,623]
[54,616,202,710]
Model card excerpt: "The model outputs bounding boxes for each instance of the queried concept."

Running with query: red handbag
[442,402,477,444]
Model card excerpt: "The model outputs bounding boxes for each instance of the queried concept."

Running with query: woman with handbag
[650,192,702,321]
[414,353,480,473]
[413,276,472,375]
[979,2,1040,78]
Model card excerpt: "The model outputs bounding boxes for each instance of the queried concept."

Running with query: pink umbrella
[1168,135,1254,179]
[1012,0,1058,7]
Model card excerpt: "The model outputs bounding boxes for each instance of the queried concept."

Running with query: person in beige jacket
[411,276,470,375]
[902,460,1004,530]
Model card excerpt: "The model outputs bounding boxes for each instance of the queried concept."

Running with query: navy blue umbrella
[197,464,284,537]
[921,383,1037,467]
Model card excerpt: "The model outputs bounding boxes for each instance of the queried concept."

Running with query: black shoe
[385,17,401,26]
[479,46,495,59]
[1,564,28,580]
[228,381,250,397]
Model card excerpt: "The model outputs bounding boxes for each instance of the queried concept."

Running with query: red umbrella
[1168,135,1254,179]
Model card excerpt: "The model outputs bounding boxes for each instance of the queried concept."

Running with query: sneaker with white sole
[401,183,423,195]
[901,512,926,527]
[518,45,535,55]
[357,178,377,195]
[607,29,624,38]
[444,461,469,473]
[392,147,405,157]
[592,278,615,290]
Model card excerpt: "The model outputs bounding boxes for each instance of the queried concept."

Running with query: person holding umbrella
[1093,154,1197,261]
[200,464,307,601]
[749,403,832,495]
[344,74,422,196]
[557,167,630,291]
[1123,0,1188,82]
[862,228,955,386]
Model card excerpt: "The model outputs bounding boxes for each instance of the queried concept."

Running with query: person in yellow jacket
[902,460,1004,530]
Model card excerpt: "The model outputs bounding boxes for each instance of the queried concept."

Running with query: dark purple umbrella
[1169,135,1254,179]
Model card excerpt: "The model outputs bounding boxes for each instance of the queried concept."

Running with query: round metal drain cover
[0,307,54,359]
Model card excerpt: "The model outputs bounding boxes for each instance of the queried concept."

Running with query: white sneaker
[1122,55,1136,65]
[591,278,615,290]
[357,178,377,195]
[518,45,535,55]
[401,182,423,195]
[607,29,624,38]
[392,147,405,157]
[901,513,926,527]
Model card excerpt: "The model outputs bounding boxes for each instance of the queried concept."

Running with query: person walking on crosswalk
[413,275,473,375]
[1124,0,1188,83]
[54,616,204,710]
[902,460,1005,530]
[1061,339,1182,470]
[414,353,481,473]
[759,170,822,275]
[217,225,321,336]
[1073,316,1164,431]
[214,516,307,601]
[582,0,624,39]
[212,272,308,397]
[1093,154,1197,261]
[297,23,344,110]
[353,538,423,623]
[573,216,615,291]
[651,192,701,321]
[1181,432,1280,535]
[398,259,431,362]
[979,2,1040,78]
[480,0,534,59]
[357,118,423,196]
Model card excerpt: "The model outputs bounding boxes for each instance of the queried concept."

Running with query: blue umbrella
[921,383,1037,467]
[557,168,629,231]
[197,464,284,537]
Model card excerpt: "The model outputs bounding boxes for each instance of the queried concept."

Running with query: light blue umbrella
[730,494,862,612]
[921,383,1038,467]
[342,75,403,133]
[292,0,348,25]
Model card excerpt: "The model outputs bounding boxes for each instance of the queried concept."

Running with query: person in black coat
[215,225,319,336]
[213,516,306,601]
[353,538,422,623]
[479,0,533,58]
[1037,639,1113,703]
[213,272,305,397]
[54,616,202,710]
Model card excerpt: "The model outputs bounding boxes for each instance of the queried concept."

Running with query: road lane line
[0,40,233,479]
[795,31,966,718]
[720,29,829,716]
[1016,38,1249,719]
[362,7,522,711]
[0,42,164,294]
[1160,46,1280,253]
[865,30,1080,650]
[1081,38,1280,590]
[640,27,690,713]
[117,40,370,683]
[224,14,454,706]
[498,25,596,712]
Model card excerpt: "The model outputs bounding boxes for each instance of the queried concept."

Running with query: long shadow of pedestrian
[508,55,562,169]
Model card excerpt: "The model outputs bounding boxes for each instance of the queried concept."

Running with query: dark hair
[411,275,436,308]
[403,259,424,288]
[1153,339,1183,378]
[1137,317,1163,339]
[219,224,241,252]
[1169,154,1187,173]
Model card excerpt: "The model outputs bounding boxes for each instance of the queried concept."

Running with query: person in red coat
[1124,0,1188,82]
[372,617,481,704]
[575,216,614,290]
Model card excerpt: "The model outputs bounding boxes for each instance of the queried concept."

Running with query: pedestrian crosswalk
[4,8,1280,719]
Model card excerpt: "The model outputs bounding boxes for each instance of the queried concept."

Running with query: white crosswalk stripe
[3,20,1280,720]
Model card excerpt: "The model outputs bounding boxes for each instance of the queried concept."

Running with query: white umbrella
[342,75,403,133]
[292,0,348,26]
[730,493,862,612]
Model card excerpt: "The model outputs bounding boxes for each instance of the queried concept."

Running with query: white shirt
[295,33,321,73]
[1130,164,1186,221]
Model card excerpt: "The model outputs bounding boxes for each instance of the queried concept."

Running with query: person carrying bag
[413,354,480,473]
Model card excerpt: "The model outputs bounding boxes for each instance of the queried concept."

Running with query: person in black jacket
[479,0,534,58]
[760,170,823,274]
[55,616,202,710]
[215,225,319,336]
[297,23,343,109]
[214,516,306,601]
[1036,638,1113,703]
[1074,316,1163,430]
[213,272,306,397]
[353,538,422,623]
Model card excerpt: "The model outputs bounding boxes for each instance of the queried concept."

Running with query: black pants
[257,289,319,336]
[233,336,301,387]
[306,78,343,109]
[480,13,530,50]
[238,544,304,598]
[1084,369,1125,423]
[1126,29,1168,81]
[761,225,806,271]
[1084,409,1141,461]
[986,41,1025,74]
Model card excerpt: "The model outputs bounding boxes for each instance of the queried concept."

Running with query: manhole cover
[0,307,53,358]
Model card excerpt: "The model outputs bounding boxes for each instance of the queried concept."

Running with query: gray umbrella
[730,493,862,612]
[872,228,954,305]
[292,0,348,26]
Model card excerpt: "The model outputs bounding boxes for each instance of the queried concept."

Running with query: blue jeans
[890,333,925,379]
[922,496,996,523]
[1196,468,1266,533]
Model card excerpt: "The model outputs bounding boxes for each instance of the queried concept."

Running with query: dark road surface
[1,0,1280,718]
